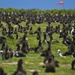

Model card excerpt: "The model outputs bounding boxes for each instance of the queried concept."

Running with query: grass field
[0,21,75,75]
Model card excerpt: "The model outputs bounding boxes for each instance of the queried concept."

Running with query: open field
[0,21,75,75]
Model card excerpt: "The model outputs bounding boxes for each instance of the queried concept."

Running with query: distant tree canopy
[0,8,75,15]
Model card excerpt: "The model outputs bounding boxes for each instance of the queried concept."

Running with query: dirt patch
[2,62,17,65]
[39,62,44,65]
[2,62,34,65]
[25,62,34,64]
[61,64,70,67]
[29,69,40,72]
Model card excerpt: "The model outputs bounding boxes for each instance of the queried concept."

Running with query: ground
[0,22,75,75]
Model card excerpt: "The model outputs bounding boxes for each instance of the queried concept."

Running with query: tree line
[0,8,75,15]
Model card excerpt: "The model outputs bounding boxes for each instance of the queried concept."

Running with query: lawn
[0,21,75,75]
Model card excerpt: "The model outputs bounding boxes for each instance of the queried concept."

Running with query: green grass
[0,21,75,75]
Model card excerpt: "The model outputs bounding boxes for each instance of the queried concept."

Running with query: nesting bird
[13,59,26,75]
[0,67,7,75]
[71,60,75,70]
[57,49,63,57]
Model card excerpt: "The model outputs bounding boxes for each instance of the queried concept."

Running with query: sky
[0,0,75,10]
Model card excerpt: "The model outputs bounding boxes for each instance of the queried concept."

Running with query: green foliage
[0,8,75,15]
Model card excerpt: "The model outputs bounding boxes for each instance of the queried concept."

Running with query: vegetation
[0,21,74,75]
[0,8,75,15]
[0,8,75,75]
